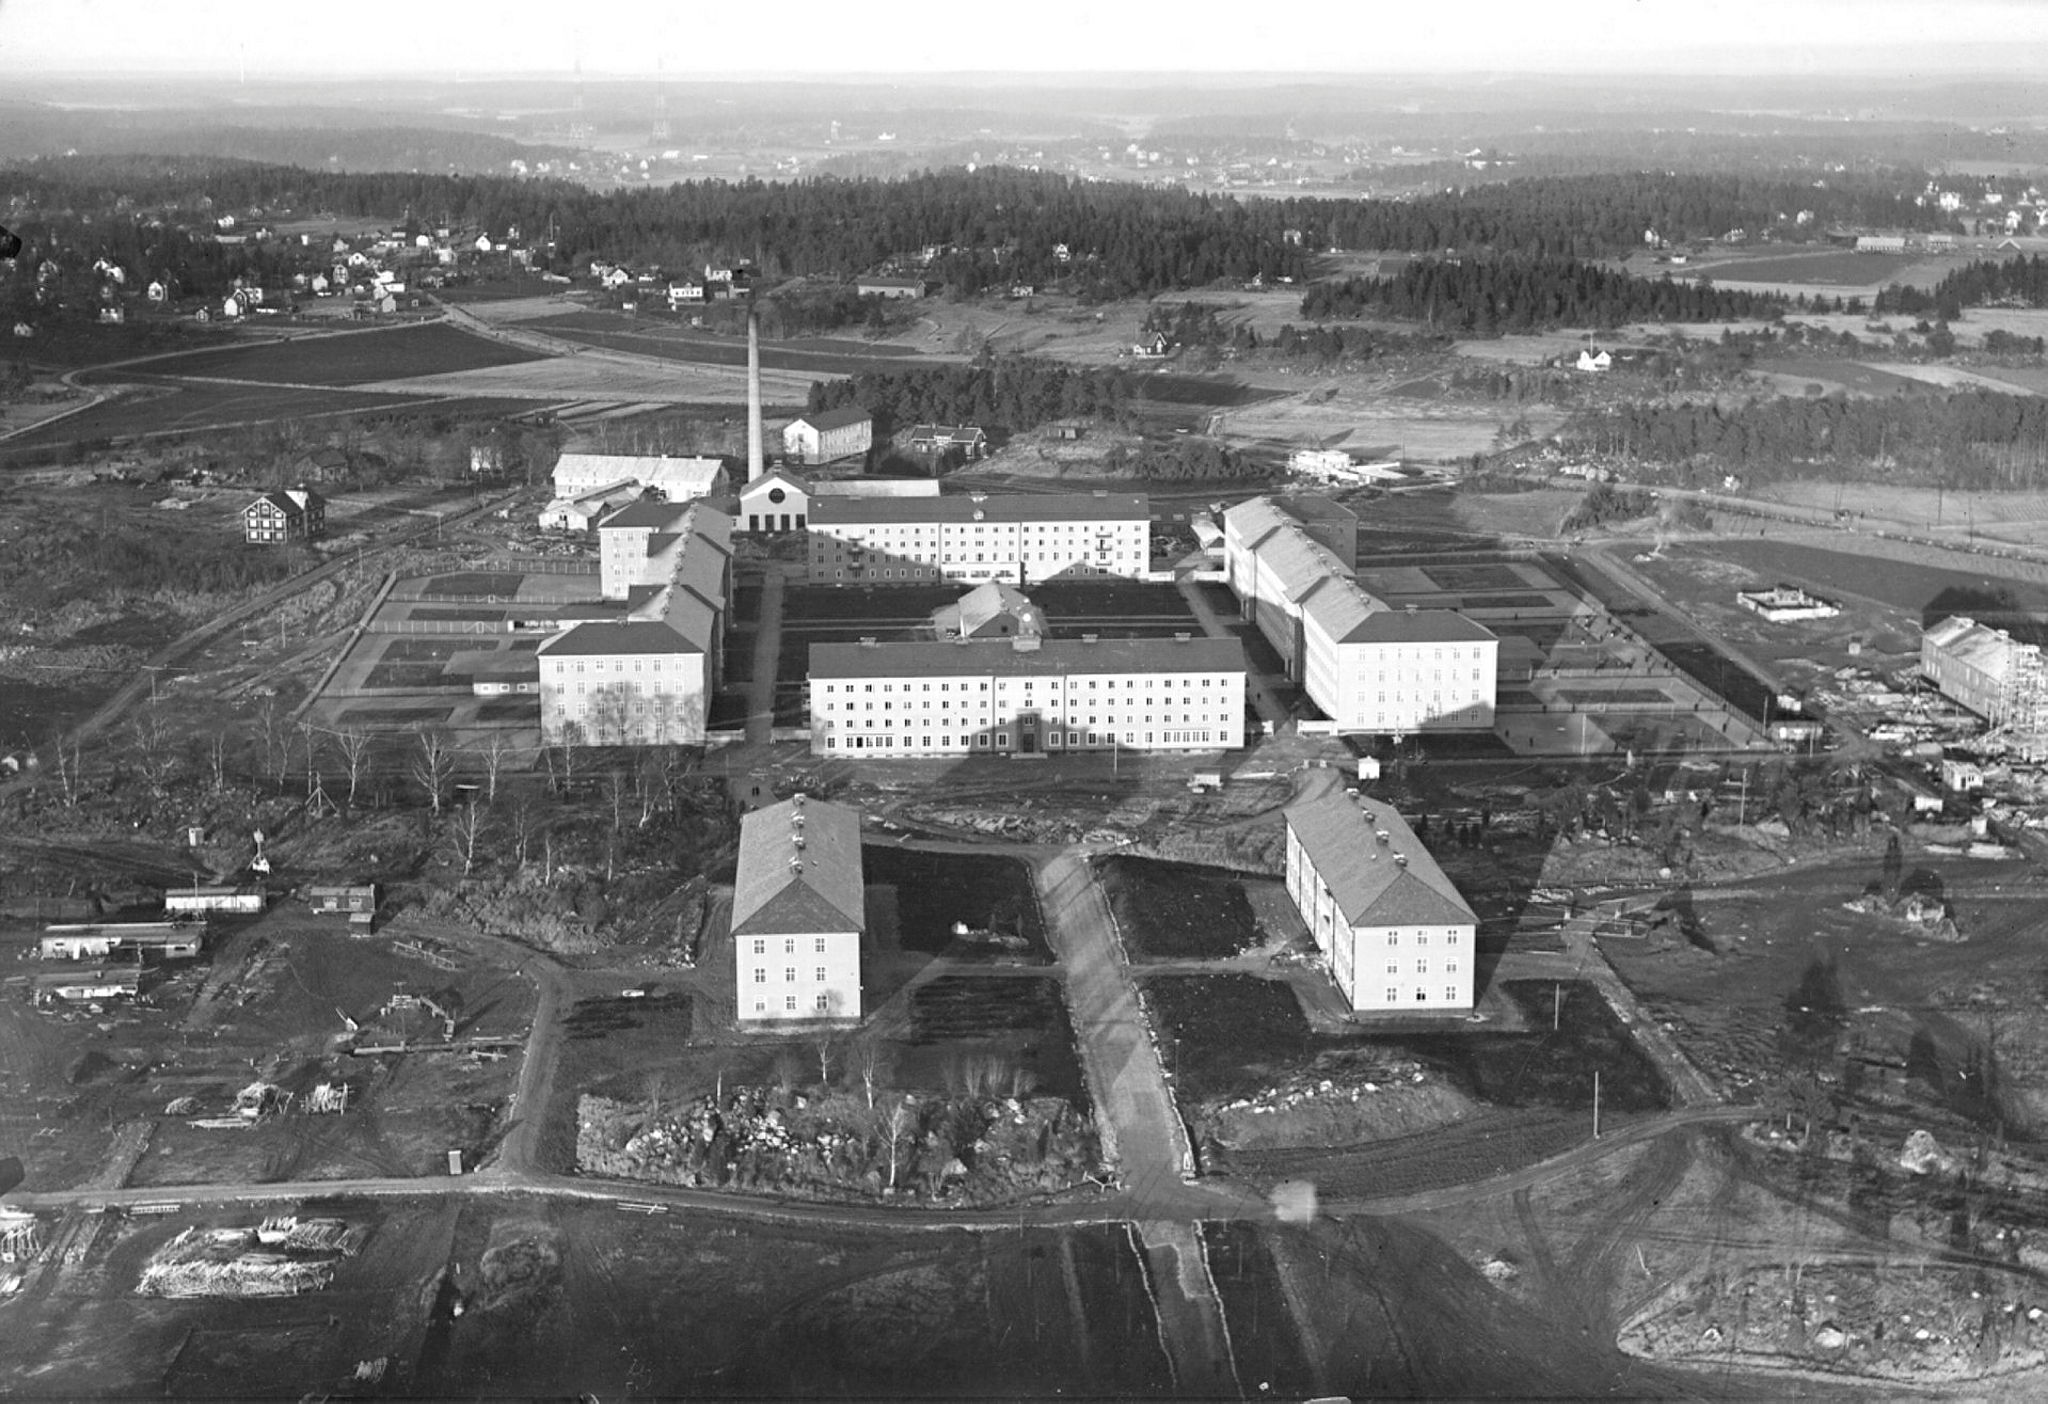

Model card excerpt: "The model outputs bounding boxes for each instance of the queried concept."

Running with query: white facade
[550,453,727,503]
[808,492,1151,585]
[732,795,864,1024]
[540,502,731,746]
[1224,497,1497,734]
[809,636,1244,756]
[783,410,874,465]
[1284,793,1477,1014]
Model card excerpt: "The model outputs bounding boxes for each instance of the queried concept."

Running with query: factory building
[807,491,1151,586]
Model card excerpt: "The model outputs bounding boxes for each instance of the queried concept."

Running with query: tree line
[1300,257,1787,333]
[1556,388,2048,488]
[807,355,1146,437]
[1874,254,2048,317]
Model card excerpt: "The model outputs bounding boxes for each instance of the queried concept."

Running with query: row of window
[820,678,1228,693]
[827,730,1218,750]
[751,938,830,955]
[755,994,833,1013]
[1387,959,1459,974]
[551,659,676,674]
[751,966,833,984]
[1384,987,1462,1003]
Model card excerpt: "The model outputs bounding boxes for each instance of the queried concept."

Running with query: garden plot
[1095,855,1264,960]
[1142,974,1669,1168]
[863,845,1050,961]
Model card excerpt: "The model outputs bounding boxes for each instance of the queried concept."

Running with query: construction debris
[136,1218,368,1299]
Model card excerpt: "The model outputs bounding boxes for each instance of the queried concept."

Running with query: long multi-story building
[538,500,731,746]
[807,634,1245,756]
[1224,496,1496,734]
[1923,614,2048,742]
[807,491,1151,586]
[731,793,864,1023]
[1284,791,1478,1014]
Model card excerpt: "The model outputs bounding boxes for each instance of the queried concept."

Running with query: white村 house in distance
[1284,791,1477,1014]
[731,794,865,1023]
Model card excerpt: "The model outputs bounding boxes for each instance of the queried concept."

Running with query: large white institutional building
[806,492,1151,586]
[731,794,865,1023]
[536,499,732,746]
[1284,791,1478,1014]
[808,635,1246,756]
[1224,497,1497,734]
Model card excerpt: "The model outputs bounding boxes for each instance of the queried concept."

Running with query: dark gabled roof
[1286,792,1476,928]
[809,491,1148,525]
[535,621,704,656]
[731,795,865,937]
[792,406,873,432]
[597,497,692,531]
[246,492,300,516]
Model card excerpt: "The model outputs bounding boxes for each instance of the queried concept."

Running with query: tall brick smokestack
[746,300,764,483]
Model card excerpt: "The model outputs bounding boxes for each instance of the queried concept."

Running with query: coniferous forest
[1300,257,1787,333]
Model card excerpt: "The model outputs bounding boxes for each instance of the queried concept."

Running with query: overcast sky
[0,0,2040,76]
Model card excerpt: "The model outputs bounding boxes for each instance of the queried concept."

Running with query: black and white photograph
[3,1,2048,1398]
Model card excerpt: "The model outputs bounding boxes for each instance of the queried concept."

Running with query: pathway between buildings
[743,567,786,746]
[1034,849,1250,1394]
[1176,578,1289,730]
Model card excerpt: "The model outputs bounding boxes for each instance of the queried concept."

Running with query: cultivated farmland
[117,323,548,387]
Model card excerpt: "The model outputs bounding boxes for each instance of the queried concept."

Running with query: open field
[0,1195,1174,1399]
[113,324,548,387]
[1685,536,2048,623]
[0,382,450,453]
[1681,248,1942,289]
[524,314,940,377]
[353,354,819,406]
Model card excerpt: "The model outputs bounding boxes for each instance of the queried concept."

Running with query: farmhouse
[731,793,865,1023]
[538,501,732,747]
[1575,348,1613,373]
[243,488,326,545]
[1284,791,1478,1014]
[807,491,1151,586]
[1224,497,1497,734]
[808,634,1246,756]
[906,424,988,459]
[931,582,1048,641]
[783,408,875,466]
[737,471,941,535]
[855,276,925,299]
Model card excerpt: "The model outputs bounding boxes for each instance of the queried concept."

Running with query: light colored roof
[815,476,942,498]
[1286,792,1476,928]
[811,635,1243,679]
[1925,615,2024,676]
[731,795,866,937]
[909,423,986,443]
[936,582,1046,639]
[740,469,811,502]
[554,453,724,492]
[810,491,1148,525]
[791,406,873,432]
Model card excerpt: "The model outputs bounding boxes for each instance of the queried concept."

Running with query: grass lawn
[123,323,547,386]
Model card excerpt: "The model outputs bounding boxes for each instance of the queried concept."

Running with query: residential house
[907,424,988,460]
[1284,791,1478,1013]
[931,582,1048,641]
[731,794,865,1023]
[783,408,875,466]
[243,488,326,544]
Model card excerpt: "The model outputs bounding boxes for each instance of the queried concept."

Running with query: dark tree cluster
[1875,255,2048,318]
[1558,387,2048,488]
[807,355,1143,437]
[1300,257,1786,334]
[1276,170,1952,258]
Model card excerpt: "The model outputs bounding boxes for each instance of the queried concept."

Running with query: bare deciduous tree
[131,711,174,792]
[480,731,518,804]
[446,801,489,877]
[335,727,374,807]
[411,727,456,815]
[854,1036,887,1111]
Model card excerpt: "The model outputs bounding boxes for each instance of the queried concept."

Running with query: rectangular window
[1446,986,1458,1001]
[753,968,766,983]
[752,939,765,955]
[785,967,796,982]
[815,993,830,1012]
[786,994,798,1012]
[815,937,827,953]
[1386,988,1399,1003]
